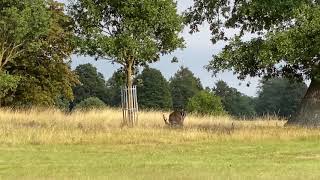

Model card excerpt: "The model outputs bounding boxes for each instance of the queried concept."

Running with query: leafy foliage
[0,0,50,70]
[73,64,109,106]
[255,78,308,118]
[136,67,172,110]
[185,0,311,43]
[186,0,320,82]
[55,96,71,111]
[213,81,256,118]
[106,70,127,107]
[170,67,203,109]
[75,97,106,111]
[0,72,20,103]
[2,1,78,107]
[69,0,185,87]
[187,0,320,125]
[187,90,224,115]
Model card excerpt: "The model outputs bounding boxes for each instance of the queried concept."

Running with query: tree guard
[121,86,138,127]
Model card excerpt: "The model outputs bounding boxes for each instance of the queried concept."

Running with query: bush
[187,90,225,115]
[54,96,70,111]
[75,97,106,111]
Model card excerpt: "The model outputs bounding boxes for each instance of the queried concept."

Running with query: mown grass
[0,108,319,179]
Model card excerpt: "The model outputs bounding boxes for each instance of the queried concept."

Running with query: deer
[163,110,187,127]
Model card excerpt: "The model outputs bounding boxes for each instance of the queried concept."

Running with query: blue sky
[60,0,260,97]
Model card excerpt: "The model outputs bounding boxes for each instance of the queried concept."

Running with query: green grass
[1,139,320,180]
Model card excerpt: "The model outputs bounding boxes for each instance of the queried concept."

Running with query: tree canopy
[69,0,185,87]
[136,67,172,110]
[2,1,78,107]
[185,0,314,43]
[0,0,50,71]
[0,0,51,105]
[105,70,126,107]
[170,67,203,109]
[73,64,109,106]
[213,81,256,118]
[0,72,19,104]
[186,0,320,126]
[255,78,308,118]
[185,0,320,81]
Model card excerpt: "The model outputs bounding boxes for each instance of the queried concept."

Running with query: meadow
[0,108,320,179]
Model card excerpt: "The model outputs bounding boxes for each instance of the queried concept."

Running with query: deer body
[163,111,187,127]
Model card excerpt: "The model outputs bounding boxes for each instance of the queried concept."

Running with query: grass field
[0,108,320,179]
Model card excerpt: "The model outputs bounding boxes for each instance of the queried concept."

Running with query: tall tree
[186,1,320,126]
[136,67,172,110]
[213,81,256,118]
[0,0,51,104]
[2,1,78,106]
[70,0,185,126]
[170,67,203,109]
[255,78,308,118]
[73,64,109,106]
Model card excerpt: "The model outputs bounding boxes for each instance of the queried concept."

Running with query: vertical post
[133,86,136,125]
[134,86,139,125]
[132,86,136,125]
[121,87,125,124]
[128,86,132,127]
[125,86,128,125]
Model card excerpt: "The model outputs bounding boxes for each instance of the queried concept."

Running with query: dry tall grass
[0,108,319,145]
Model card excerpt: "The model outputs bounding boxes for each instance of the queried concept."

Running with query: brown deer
[163,110,187,127]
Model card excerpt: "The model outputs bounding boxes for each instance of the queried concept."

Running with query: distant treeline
[68,64,307,119]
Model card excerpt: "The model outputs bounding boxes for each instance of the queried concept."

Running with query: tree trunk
[125,60,134,127]
[286,78,320,127]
